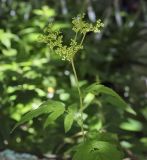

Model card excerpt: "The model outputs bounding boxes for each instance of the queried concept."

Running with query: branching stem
[80,33,86,45]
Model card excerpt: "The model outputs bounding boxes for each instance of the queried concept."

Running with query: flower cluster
[39,24,63,50]
[55,39,83,61]
[39,14,104,61]
[72,14,104,34]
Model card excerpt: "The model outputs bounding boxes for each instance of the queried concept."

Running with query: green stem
[71,59,85,141]
[74,32,78,41]
[80,33,86,45]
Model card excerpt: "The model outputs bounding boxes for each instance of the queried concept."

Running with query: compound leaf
[12,100,65,132]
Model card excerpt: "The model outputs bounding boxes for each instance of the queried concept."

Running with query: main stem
[71,59,85,141]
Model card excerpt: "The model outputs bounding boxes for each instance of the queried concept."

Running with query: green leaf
[105,96,136,115]
[64,111,74,133]
[33,6,55,17]
[11,100,65,132]
[44,104,65,128]
[120,118,143,131]
[83,93,95,110]
[64,104,77,133]
[73,139,123,160]
[86,83,136,115]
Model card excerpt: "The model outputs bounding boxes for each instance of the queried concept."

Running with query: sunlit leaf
[0,29,14,48]
[33,6,55,17]
[120,118,143,131]
[83,93,95,110]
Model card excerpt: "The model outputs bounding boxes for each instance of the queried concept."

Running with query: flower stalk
[71,59,85,141]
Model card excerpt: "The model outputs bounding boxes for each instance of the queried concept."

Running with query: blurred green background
[0,0,147,159]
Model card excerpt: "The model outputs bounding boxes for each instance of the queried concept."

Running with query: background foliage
[0,0,147,159]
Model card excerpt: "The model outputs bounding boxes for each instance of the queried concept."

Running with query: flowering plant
[12,14,135,160]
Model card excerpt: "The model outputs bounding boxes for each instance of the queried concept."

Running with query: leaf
[0,29,14,48]
[44,104,65,128]
[120,118,143,131]
[105,96,136,115]
[85,83,136,115]
[64,104,77,133]
[73,139,123,160]
[64,112,74,133]
[33,6,55,17]
[11,100,65,132]
[83,93,95,110]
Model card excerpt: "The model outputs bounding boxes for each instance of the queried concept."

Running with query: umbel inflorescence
[39,14,104,61]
